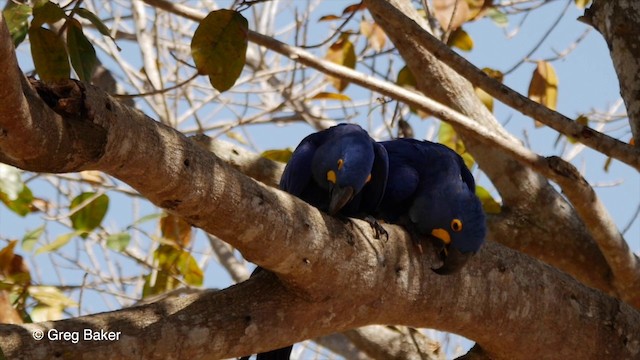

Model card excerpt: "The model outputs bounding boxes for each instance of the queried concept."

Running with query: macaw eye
[451,219,463,232]
[337,159,344,170]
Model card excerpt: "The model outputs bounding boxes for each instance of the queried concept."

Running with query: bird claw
[364,215,388,240]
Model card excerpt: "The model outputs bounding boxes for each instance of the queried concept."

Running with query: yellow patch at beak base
[327,170,337,184]
[431,228,451,245]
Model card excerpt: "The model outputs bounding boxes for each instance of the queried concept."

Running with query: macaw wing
[457,155,476,192]
[358,141,389,213]
[279,134,320,196]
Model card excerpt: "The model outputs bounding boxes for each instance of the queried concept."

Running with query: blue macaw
[377,138,486,274]
[243,124,388,360]
[280,123,389,217]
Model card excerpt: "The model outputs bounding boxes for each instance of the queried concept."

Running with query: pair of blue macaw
[281,123,486,272]
[245,123,486,360]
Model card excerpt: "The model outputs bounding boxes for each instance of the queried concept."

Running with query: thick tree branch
[1,242,638,359]
[582,0,640,144]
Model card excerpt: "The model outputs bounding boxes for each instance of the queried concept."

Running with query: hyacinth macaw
[280,123,389,217]
[377,138,486,275]
[243,124,388,360]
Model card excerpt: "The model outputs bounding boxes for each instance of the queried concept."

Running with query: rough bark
[1,243,638,359]
[583,0,640,143]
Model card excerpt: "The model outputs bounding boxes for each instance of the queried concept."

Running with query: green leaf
[75,8,112,37]
[66,20,98,82]
[475,186,501,214]
[603,156,613,172]
[31,1,66,28]
[396,65,417,89]
[1,185,34,217]
[106,233,131,252]
[132,213,163,226]
[22,226,45,252]
[191,10,248,92]
[29,26,70,83]
[486,8,508,27]
[438,122,475,169]
[35,231,81,254]
[261,149,293,163]
[2,3,32,47]
[69,192,109,235]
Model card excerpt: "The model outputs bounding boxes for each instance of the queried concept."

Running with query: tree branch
[582,0,640,144]
[1,243,638,359]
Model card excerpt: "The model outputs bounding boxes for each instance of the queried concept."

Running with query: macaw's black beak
[432,247,472,275]
[328,185,354,215]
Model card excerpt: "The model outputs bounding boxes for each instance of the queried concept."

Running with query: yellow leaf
[574,0,592,9]
[568,115,589,143]
[160,213,192,247]
[396,66,429,118]
[342,3,367,15]
[433,0,470,30]
[318,14,341,22]
[475,88,493,112]
[325,35,356,92]
[528,61,558,126]
[475,185,502,214]
[226,130,247,145]
[447,28,473,51]
[311,92,352,101]
[360,20,386,52]
[474,68,503,112]
[261,149,293,163]
[0,240,18,275]
[29,286,78,308]
[438,122,475,169]
[465,0,486,20]
[80,170,104,185]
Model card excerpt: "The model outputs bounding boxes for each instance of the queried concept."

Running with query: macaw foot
[364,215,388,240]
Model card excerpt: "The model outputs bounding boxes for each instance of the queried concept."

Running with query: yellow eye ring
[451,219,463,232]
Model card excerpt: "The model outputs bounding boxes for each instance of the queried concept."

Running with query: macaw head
[312,132,375,215]
[411,184,486,275]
